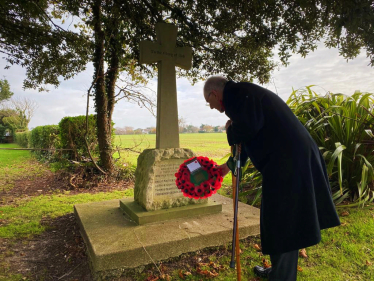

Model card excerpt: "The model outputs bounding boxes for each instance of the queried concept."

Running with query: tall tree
[1,0,373,173]
[0,97,37,133]
[0,79,14,103]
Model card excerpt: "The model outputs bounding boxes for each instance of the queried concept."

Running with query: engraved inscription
[150,49,186,59]
[153,159,184,198]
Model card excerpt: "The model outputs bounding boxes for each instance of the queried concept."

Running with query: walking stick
[230,144,241,281]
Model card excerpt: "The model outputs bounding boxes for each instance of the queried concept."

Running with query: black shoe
[253,265,272,278]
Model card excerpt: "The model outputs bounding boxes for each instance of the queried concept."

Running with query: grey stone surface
[120,198,222,225]
[74,194,260,277]
[134,148,208,211]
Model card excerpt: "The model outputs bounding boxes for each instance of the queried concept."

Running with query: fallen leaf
[178,270,184,279]
[341,222,348,226]
[160,264,167,273]
[254,244,262,251]
[160,274,171,281]
[341,211,349,217]
[196,267,219,278]
[299,249,308,258]
[145,275,159,281]
[185,271,192,276]
[262,258,271,269]
[297,265,303,272]
[209,261,219,270]
[366,260,372,266]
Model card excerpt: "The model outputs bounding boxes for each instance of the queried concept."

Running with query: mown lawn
[114,133,230,165]
[0,144,48,193]
[0,141,373,280]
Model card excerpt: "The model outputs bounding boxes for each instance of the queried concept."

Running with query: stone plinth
[120,198,222,225]
[74,194,261,279]
[134,148,208,211]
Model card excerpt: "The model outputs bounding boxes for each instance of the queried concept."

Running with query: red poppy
[175,156,223,199]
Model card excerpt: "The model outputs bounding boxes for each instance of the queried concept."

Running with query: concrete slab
[120,198,222,225]
[74,194,260,278]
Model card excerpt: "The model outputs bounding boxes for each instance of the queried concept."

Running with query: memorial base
[120,198,222,225]
[74,194,261,280]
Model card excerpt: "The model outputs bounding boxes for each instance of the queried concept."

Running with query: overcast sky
[1,43,373,130]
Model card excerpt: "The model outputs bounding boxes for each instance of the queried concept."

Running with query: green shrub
[14,131,31,147]
[29,125,60,158]
[59,115,114,161]
[287,87,374,207]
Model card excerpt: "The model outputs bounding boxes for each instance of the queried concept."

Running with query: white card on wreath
[186,159,202,173]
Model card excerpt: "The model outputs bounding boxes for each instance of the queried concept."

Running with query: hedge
[59,115,105,161]
[29,125,60,150]
[14,131,31,148]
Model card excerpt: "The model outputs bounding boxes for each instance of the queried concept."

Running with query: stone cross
[139,23,192,149]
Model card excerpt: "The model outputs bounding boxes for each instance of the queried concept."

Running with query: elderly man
[204,76,340,281]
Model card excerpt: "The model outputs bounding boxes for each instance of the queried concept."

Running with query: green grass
[0,143,32,168]
[0,144,48,192]
[0,189,134,239]
[114,133,230,165]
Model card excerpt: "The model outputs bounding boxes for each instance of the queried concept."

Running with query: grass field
[0,144,48,192]
[114,133,231,165]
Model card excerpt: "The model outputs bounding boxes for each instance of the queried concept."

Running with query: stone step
[74,194,260,279]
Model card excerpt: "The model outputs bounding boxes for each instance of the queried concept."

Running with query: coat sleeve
[226,88,264,146]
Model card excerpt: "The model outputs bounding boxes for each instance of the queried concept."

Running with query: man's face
[205,90,224,113]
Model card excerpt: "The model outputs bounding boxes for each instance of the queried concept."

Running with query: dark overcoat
[224,81,341,255]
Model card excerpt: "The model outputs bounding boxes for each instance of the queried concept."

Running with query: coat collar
[223,80,235,112]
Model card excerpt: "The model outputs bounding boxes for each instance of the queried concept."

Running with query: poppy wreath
[175,156,223,199]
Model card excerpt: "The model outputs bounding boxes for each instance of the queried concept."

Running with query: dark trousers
[268,249,299,281]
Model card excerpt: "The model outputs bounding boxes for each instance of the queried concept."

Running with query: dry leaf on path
[341,211,349,217]
[299,248,308,258]
[178,270,185,279]
[254,244,262,251]
[262,258,271,268]
[145,275,159,281]
[366,260,372,266]
[196,267,219,278]
[297,265,303,272]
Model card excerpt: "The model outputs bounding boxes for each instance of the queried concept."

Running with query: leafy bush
[59,115,115,161]
[14,131,31,147]
[29,125,60,158]
[59,115,97,161]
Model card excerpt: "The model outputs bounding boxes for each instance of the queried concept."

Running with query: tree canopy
[1,0,373,88]
[0,79,14,103]
[1,0,373,172]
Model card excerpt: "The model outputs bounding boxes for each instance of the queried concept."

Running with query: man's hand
[219,163,230,178]
[225,120,232,131]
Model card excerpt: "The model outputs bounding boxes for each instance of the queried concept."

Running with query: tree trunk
[92,0,114,174]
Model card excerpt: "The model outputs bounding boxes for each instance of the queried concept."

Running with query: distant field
[114,133,231,165]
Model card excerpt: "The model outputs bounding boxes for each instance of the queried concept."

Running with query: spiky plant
[287,86,374,207]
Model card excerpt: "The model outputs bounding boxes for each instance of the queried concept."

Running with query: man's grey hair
[203,76,228,99]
